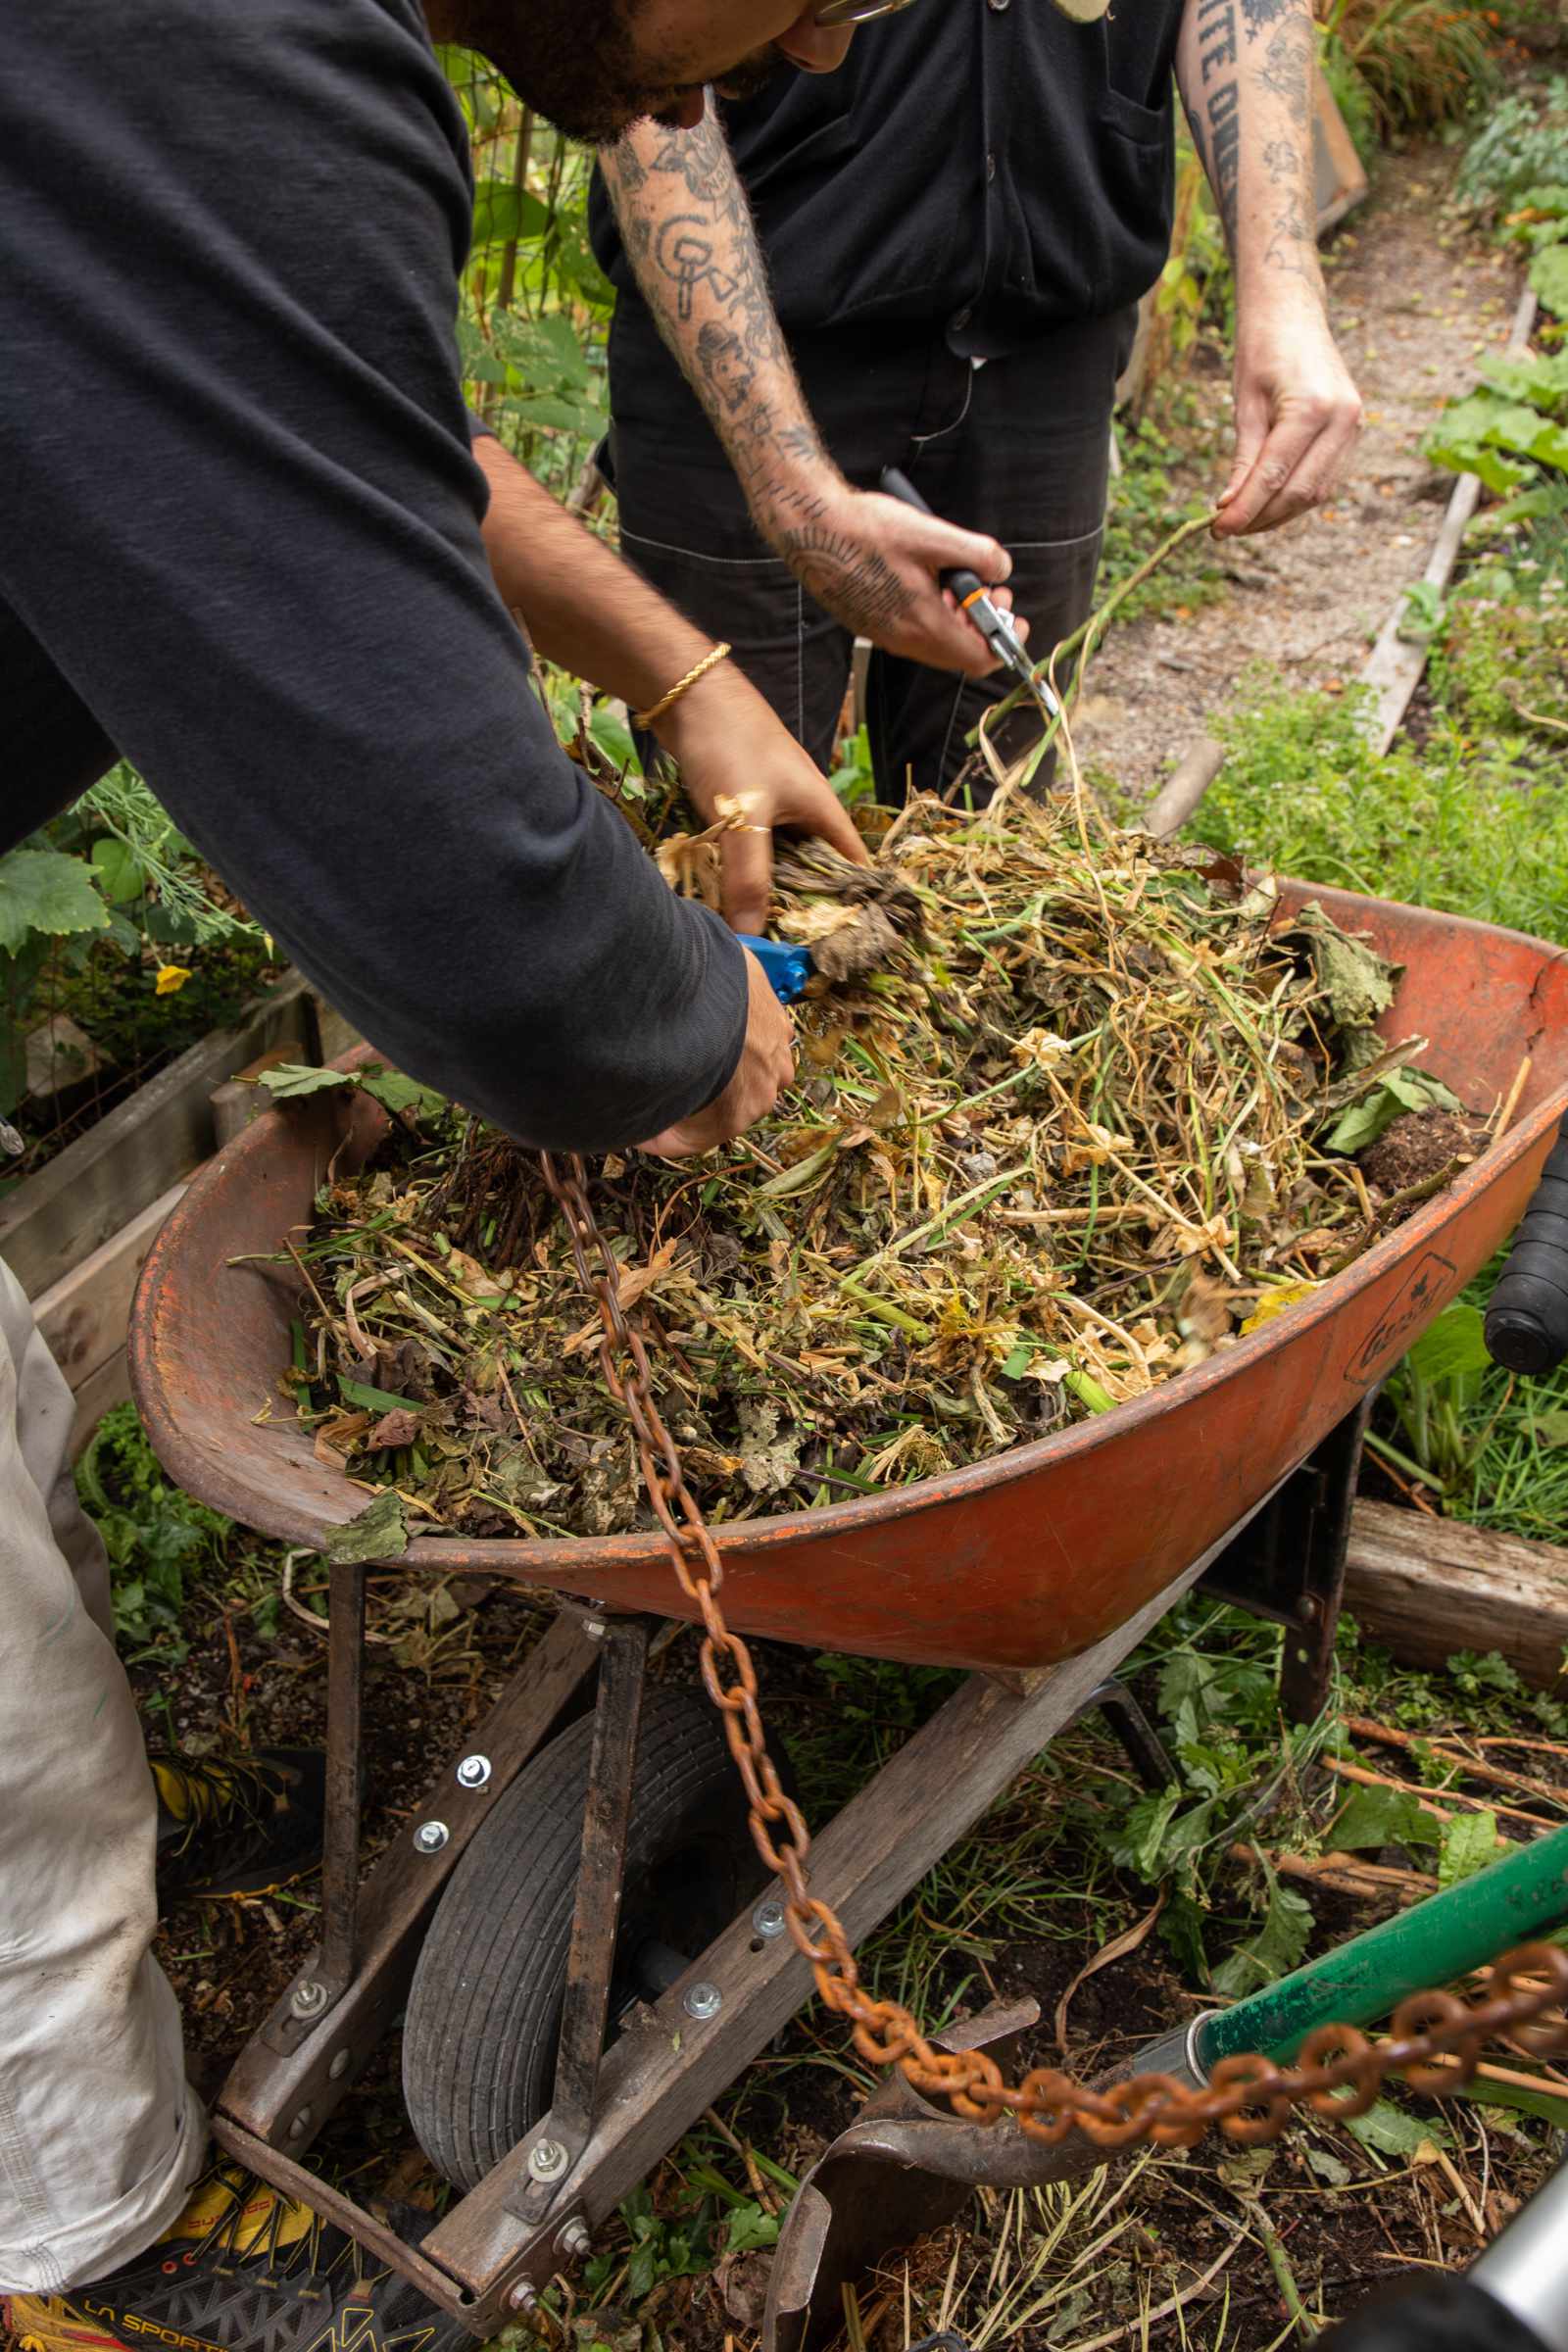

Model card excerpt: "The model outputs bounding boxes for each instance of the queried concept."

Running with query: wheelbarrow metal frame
[211,1508,1269,2331]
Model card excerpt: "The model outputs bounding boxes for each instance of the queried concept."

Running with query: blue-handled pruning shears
[737,934,814,1005]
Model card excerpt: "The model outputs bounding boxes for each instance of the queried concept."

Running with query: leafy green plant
[1423,347,1568,496]
[1192,678,1568,942]
[1321,0,1497,131]
[255,1059,448,1123]
[441,48,613,500]
[1396,579,1448,643]
[0,767,264,1122]
[1371,1300,1499,1494]
[76,1403,235,1662]
[1456,76,1568,215]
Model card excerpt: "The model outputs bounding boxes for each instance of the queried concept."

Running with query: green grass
[1185,677,1568,945]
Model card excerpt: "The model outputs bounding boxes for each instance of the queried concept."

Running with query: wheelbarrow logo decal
[1345,1250,1459,1384]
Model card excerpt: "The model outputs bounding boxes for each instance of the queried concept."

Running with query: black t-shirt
[591,0,1187,366]
[0,0,747,1154]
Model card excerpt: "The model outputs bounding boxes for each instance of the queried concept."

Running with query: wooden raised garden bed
[3,972,359,1452]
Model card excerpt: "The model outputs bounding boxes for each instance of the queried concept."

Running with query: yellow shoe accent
[3,2293,132,2352]
[157,2166,316,2259]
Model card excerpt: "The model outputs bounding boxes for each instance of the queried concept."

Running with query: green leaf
[321,1488,409,1565]
[359,1068,446,1121]
[258,1062,354,1099]
[89,837,147,905]
[1438,1808,1506,1890]
[1108,1787,1182,1879]
[1327,1087,1403,1155]
[1530,241,1568,318]
[506,392,604,437]
[469,179,551,249]
[589,703,638,772]
[0,848,111,955]
[1210,1883,1314,1999]
[1331,1781,1441,1852]
[1000,1342,1035,1380]
[724,2201,780,2254]
[1479,348,1568,419]
[1288,904,1396,1028]
[1345,2097,1452,2158]
[1534,1408,1568,1449]
[1403,1301,1491,1388]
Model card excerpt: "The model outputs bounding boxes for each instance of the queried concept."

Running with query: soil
[1359,1106,1494,1196]
[1072,139,1525,804]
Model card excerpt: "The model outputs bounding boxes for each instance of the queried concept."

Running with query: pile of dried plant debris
[280,787,1487,1542]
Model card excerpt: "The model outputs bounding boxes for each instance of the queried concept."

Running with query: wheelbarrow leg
[513,1613,652,2220]
[1200,1393,1376,1724]
[318,1558,368,2000]
[1083,1678,1176,1791]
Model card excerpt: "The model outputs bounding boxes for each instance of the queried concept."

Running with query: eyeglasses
[811,0,920,24]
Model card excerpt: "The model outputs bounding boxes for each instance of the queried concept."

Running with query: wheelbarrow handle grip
[1486,1115,1568,1376]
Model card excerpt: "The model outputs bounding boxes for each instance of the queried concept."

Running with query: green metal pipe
[1197,1823,1568,2070]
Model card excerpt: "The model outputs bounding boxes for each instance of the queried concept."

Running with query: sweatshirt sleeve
[0,0,746,1153]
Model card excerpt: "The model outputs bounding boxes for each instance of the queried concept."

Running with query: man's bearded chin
[457,0,678,144]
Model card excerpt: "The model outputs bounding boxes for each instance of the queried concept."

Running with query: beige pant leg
[0,1259,205,2293]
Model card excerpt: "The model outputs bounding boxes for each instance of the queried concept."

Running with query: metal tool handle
[879,465,987,606]
[1486,1116,1568,1375]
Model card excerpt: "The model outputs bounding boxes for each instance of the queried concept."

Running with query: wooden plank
[1345,1498,1568,1688]
[68,1348,133,1462]
[1312,77,1369,237]
[1358,286,1540,755]
[0,972,318,1300]
[35,1179,188,1392]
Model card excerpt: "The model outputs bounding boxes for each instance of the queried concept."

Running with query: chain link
[539,1149,1568,2148]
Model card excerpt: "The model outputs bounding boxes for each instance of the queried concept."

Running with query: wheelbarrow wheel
[402,1686,768,2190]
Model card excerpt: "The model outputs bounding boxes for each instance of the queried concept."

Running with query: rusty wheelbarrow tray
[135,881,1568,1673]
[126,881,1568,2334]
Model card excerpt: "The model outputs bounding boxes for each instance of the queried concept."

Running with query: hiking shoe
[3,2164,468,2352]
[151,1747,327,1903]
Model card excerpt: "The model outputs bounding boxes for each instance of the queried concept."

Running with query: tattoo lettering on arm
[1195,0,1242,243]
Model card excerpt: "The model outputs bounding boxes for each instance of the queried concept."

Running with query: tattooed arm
[599,96,1021,676]
[1176,0,1362,534]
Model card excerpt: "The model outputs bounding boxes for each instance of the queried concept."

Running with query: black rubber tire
[402,1686,765,2189]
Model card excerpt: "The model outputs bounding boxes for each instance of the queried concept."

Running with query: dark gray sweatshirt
[0,0,747,1152]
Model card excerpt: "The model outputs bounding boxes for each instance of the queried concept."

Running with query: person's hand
[1214,297,1363,538]
[751,472,1021,675]
[656,658,870,935]
[637,946,795,1154]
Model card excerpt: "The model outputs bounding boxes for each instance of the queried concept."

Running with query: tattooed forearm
[1259,14,1314,120]
[1178,0,1322,293]
[600,105,832,509]
[1190,0,1242,245]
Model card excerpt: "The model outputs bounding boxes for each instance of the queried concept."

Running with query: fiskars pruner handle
[879,465,988,607]
[1486,1115,1568,1376]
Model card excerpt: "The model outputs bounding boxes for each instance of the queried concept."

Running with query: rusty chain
[538,1148,1568,2150]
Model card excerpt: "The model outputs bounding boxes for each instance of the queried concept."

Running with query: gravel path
[1073,140,1524,804]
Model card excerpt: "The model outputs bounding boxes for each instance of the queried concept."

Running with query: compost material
[287,788,1481,1543]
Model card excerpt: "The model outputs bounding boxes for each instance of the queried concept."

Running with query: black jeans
[607,308,1135,797]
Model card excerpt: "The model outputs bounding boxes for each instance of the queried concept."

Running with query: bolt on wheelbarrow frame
[127,883,1568,2330]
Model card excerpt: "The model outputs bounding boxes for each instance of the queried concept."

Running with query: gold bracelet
[633,642,731,731]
